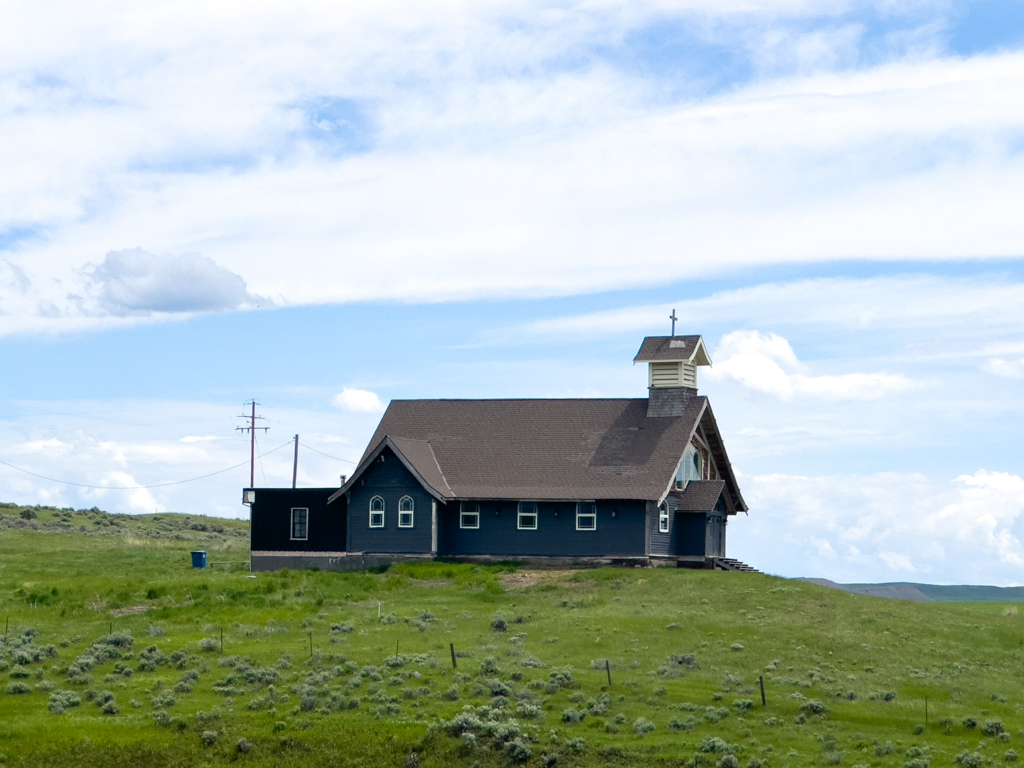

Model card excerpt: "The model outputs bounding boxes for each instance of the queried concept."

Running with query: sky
[2,0,1024,585]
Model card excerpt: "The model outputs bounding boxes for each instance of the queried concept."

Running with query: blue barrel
[191,551,207,569]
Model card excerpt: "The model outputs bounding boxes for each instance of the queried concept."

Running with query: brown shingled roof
[671,480,726,512]
[633,335,712,365]
[331,398,745,510]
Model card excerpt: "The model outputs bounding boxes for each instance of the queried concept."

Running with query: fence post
[759,676,767,706]
[450,643,457,670]
[606,659,613,687]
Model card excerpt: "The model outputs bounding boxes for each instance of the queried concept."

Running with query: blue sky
[2,0,1023,584]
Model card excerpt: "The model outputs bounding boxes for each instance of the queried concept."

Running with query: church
[247,333,751,572]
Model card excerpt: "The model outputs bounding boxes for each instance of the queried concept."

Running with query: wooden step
[713,557,762,574]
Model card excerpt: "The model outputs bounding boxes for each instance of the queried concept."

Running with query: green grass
[2,503,1024,767]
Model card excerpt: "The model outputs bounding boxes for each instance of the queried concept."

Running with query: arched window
[576,502,596,531]
[398,496,414,528]
[369,496,385,528]
[675,447,703,490]
[659,502,669,533]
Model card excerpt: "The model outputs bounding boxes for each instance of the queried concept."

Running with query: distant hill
[802,578,1024,602]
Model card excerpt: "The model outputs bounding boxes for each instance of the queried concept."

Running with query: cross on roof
[669,309,678,336]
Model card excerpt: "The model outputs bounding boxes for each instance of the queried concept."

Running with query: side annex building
[247,335,752,572]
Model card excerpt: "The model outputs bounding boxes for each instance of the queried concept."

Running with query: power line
[0,439,294,490]
[300,443,357,464]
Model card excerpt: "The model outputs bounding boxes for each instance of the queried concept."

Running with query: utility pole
[236,400,269,488]
[292,434,299,489]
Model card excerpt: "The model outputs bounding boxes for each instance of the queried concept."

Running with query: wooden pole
[109,621,112,635]
[606,659,612,687]
[450,643,457,670]
[759,676,767,706]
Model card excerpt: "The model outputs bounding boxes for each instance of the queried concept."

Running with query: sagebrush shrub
[633,717,655,736]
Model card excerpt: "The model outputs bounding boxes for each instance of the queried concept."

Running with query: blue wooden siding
[347,448,435,554]
[674,512,706,557]
[649,497,675,556]
[249,488,345,552]
[437,500,646,558]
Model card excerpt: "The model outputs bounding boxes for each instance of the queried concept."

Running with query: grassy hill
[2,504,1024,767]
[803,579,1024,603]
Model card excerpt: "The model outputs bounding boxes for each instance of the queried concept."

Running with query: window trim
[576,501,597,531]
[460,502,480,529]
[398,495,415,528]
[659,503,670,534]
[290,507,309,540]
[369,495,385,528]
[517,501,538,531]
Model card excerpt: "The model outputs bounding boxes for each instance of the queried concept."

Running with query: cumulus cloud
[733,469,1024,584]
[333,388,386,413]
[708,330,916,400]
[86,248,262,315]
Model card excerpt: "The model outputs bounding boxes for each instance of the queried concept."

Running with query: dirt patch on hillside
[501,570,578,589]
[109,605,153,617]
[414,579,454,588]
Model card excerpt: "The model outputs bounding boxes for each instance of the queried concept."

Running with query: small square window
[369,511,384,528]
[518,513,538,530]
[399,511,414,528]
[576,502,596,531]
[460,502,480,529]
[291,508,308,540]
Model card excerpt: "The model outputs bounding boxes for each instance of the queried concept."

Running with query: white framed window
[398,496,414,528]
[518,501,538,530]
[659,503,669,534]
[576,502,597,531]
[369,495,385,528]
[460,501,480,529]
[291,507,309,540]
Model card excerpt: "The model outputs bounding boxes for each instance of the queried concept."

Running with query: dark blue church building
[248,335,749,572]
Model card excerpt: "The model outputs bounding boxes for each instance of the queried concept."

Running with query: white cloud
[878,551,915,572]
[1,4,1024,334]
[708,330,917,400]
[509,275,1024,343]
[731,469,1024,584]
[18,438,70,453]
[180,435,223,443]
[985,358,1024,379]
[332,388,386,413]
[84,249,264,315]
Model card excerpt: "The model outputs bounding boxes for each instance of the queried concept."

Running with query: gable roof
[671,480,726,512]
[330,397,746,510]
[328,436,453,504]
[633,335,712,366]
